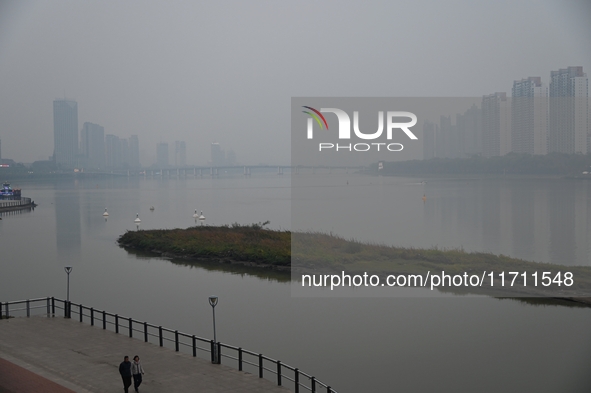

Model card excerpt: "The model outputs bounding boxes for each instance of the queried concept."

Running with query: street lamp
[209,296,219,363]
[64,266,72,318]
[209,296,218,342]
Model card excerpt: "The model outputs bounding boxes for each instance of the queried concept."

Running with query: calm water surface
[1,172,590,393]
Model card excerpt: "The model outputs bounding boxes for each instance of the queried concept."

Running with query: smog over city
[2,2,591,393]
[0,1,590,167]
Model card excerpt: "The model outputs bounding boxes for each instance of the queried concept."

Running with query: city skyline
[0,1,589,166]
[34,65,591,168]
[423,66,589,160]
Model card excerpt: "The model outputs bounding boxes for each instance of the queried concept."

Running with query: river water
[1,171,590,392]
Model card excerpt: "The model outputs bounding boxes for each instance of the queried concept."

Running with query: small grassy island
[118,222,291,268]
[118,223,591,305]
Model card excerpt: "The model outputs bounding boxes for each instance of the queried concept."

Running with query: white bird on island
[198,211,205,223]
[193,209,199,218]
[102,208,109,217]
[134,213,141,223]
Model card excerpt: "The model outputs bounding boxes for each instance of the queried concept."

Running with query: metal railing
[0,197,32,207]
[0,297,336,393]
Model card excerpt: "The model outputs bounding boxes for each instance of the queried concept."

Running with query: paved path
[0,316,289,393]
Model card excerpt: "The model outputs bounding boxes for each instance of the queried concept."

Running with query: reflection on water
[292,175,591,266]
[419,177,591,265]
[55,192,81,260]
[123,247,291,283]
[549,182,576,265]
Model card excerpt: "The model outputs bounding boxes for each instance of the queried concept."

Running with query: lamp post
[209,296,219,363]
[64,266,72,318]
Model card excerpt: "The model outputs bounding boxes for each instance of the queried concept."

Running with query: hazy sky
[0,0,589,165]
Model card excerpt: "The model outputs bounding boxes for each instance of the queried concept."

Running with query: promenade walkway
[0,316,289,392]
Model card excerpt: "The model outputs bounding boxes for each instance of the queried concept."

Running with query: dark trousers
[133,373,143,390]
[122,376,132,392]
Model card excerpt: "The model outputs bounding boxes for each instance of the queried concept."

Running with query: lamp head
[208,296,218,308]
[64,266,73,274]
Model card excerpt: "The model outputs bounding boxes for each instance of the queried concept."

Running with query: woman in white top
[131,355,145,393]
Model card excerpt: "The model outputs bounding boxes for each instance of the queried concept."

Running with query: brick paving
[0,357,76,393]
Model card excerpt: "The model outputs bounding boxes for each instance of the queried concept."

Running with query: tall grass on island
[118,221,290,266]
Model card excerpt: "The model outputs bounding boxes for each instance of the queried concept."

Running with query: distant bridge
[76,165,365,178]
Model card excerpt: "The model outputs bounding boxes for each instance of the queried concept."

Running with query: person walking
[131,355,145,392]
[118,356,132,393]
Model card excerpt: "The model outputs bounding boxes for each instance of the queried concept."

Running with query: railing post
[159,326,163,347]
[238,348,243,371]
[90,308,94,326]
[277,361,282,386]
[129,318,133,338]
[258,354,263,378]
[175,330,179,352]
[51,297,55,315]
[79,304,83,322]
[217,342,221,364]
[327,386,332,393]
[6,302,9,319]
[295,368,299,393]
[26,299,30,317]
[102,311,106,329]
[0,302,3,319]
[46,298,50,315]
[210,340,215,363]
[144,322,148,343]
[115,314,119,334]
[311,376,316,393]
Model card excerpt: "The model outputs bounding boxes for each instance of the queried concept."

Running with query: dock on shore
[0,316,289,393]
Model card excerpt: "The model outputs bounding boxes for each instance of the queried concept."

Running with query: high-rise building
[457,104,482,157]
[482,93,511,157]
[53,99,79,168]
[211,143,225,166]
[175,141,186,166]
[512,77,548,155]
[439,115,461,158]
[120,138,129,168]
[549,66,589,154]
[226,149,237,166]
[105,134,121,168]
[157,142,169,167]
[80,122,105,170]
[129,135,140,168]
[422,121,437,160]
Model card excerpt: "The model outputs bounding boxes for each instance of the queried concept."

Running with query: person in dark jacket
[119,356,133,393]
